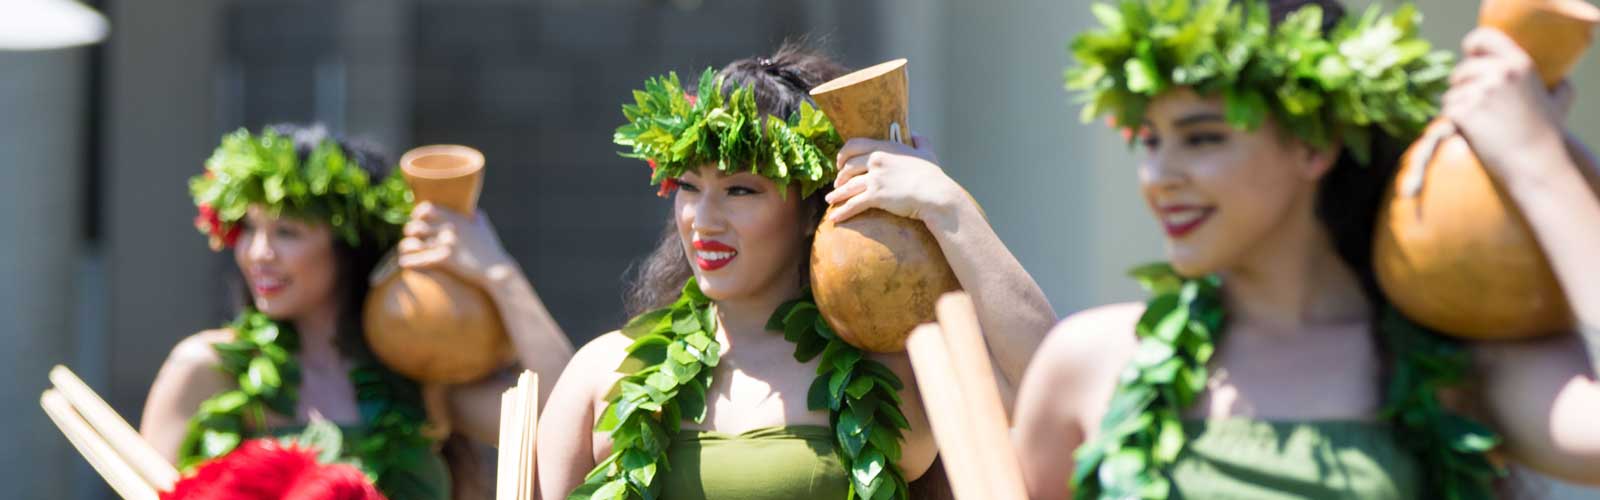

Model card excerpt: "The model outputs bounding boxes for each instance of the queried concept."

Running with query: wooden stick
[905,325,987,500]
[505,382,527,500]
[42,390,159,500]
[48,365,179,490]
[934,293,1028,500]
[497,387,516,500]
[516,371,538,500]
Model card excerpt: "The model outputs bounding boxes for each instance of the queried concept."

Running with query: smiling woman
[139,124,575,500]
[536,45,1055,500]
[1014,1,1600,499]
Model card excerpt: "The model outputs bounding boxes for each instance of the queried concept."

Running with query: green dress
[656,425,851,499]
[1164,419,1421,499]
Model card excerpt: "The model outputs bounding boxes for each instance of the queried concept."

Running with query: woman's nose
[688,194,727,235]
[1139,153,1185,191]
[243,231,275,261]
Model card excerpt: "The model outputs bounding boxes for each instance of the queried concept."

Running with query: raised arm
[1446,27,1600,484]
[399,202,576,442]
[828,136,1058,394]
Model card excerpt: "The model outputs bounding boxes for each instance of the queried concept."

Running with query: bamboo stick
[905,325,987,500]
[42,390,159,500]
[934,293,1028,500]
[48,365,179,490]
[497,388,516,500]
[516,371,538,500]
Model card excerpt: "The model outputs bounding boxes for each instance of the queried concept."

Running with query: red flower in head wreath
[194,203,242,250]
[160,439,386,500]
[193,172,241,249]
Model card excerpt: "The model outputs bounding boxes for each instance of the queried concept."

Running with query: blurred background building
[2,0,1597,498]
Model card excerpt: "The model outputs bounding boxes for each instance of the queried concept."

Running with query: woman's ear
[1298,141,1341,181]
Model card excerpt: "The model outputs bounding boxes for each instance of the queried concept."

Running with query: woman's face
[674,165,811,303]
[233,205,342,320]
[1137,88,1334,276]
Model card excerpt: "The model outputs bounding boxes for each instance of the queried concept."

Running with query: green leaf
[852,449,888,497]
[294,417,346,464]
[1223,87,1268,129]
[200,429,241,458]
[846,376,877,400]
[671,308,701,334]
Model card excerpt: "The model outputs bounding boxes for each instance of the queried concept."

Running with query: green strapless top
[265,424,451,500]
[1165,419,1420,499]
[657,425,849,500]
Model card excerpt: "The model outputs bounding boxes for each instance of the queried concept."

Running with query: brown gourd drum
[1374,0,1600,340]
[364,145,512,383]
[809,59,962,353]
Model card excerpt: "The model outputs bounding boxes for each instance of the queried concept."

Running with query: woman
[140,124,574,499]
[537,48,1055,499]
[1014,0,1600,498]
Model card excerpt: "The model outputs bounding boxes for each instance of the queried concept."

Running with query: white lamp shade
[0,0,109,51]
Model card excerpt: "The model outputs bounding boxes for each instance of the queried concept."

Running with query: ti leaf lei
[178,310,439,498]
[1066,0,1454,164]
[614,69,843,198]
[571,279,910,500]
[770,291,911,500]
[1071,264,1500,499]
[190,128,413,249]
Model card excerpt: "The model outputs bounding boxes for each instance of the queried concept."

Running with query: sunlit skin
[233,206,343,322]
[143,194,578,464]
[1132,91,1336,277]
[675,169,812,307]
[1012,28,1600,500]
[536,164,942,499]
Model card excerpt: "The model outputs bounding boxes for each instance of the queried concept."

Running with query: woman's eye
[677,181,700,193]
[1185,133,1226,147]
[727,186,758,196]
[1140,135,1161,151]
[275,226,302,239]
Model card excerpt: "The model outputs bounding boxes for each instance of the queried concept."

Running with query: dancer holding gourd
[141,124,574,500]
[537,47,1055,500]
[1013,1,1600,498]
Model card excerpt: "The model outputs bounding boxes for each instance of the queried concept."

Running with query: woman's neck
[711,278,801,346]
[1219,206,1370,334]
[289,301,344,365]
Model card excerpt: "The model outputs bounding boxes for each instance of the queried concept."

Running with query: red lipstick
[1158,205,1215,238]
[692,240,738,271]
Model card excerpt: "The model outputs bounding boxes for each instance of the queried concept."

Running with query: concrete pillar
[0,47,90,500]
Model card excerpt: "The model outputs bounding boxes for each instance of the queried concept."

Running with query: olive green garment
[267,424,452,500]
[656,425,850,499]
[1165,419,1421,499]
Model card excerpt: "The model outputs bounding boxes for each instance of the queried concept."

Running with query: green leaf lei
[614,69,843,198]
[178,310,440,498]
[1066,0,1454,164]
[770,292,911,500]
[1071,264,1500,499]
[190,128,413,249]
[571,279,910,500]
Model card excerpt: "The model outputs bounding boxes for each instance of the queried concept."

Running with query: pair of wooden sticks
[40,365,178,500]
[906,292,1029,500]
[497,371,540,500]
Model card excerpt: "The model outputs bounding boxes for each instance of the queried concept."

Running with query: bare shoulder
[163,328,235,370]
[564,330,637,399]
[1017,302,1145,430]
[1034,302,1145,378]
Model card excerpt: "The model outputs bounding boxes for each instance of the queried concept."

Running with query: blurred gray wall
[0,47,90,500]
[5,0,1599,498]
